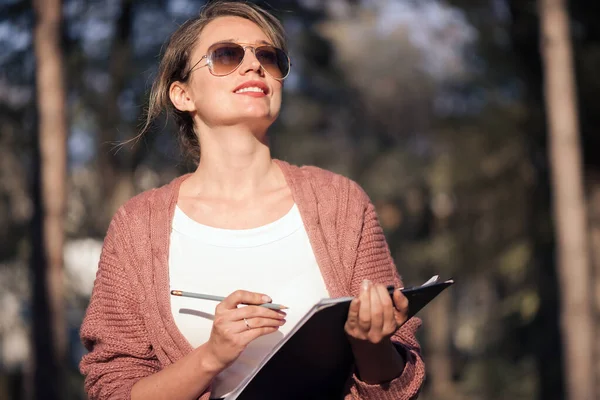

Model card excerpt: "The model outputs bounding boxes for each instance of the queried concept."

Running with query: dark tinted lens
[209,43,245,75]
[256,46,290,79]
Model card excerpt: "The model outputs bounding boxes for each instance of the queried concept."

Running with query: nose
[239,48,264,76]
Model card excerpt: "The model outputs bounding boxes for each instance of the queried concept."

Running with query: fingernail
[362,279,370,291]
[262,295,272,303]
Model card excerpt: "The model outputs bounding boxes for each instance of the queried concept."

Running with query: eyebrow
[220,38,273,46]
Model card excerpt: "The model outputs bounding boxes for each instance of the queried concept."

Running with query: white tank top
[168,204,330,398]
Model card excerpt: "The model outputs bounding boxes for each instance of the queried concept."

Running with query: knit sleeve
[79,213,160,400]
[345,199,425,400]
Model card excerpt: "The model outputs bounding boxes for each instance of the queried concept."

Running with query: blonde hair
[141,1,287,164]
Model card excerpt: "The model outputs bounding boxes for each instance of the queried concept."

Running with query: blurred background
[1,0,599,399]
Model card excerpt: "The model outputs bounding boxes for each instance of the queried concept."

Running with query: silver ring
[243,318,251,330]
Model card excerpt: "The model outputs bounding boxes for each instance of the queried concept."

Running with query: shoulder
[108,174,186,233]
[278,160,370,206]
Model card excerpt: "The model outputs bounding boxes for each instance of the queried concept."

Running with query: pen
[170,290,289,310]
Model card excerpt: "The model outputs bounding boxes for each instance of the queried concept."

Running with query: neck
[187,125,281,199]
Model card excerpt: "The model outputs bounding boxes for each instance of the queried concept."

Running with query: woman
[79,2,425,399]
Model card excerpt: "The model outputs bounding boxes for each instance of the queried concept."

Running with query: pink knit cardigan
[79,160,425,400]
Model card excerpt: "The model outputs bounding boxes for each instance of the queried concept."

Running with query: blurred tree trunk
[538,0,595,399]
[32,0,67,398]
[423,291,456,399]
[422,162,458,399]
[587,178,600,396]
[97,0,136,226]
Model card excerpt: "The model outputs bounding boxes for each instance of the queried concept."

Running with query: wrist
[350,338,405,384]
[195,343,227,376]
[349,336,394,354]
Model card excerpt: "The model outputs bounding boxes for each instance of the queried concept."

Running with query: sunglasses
[184,42,291,80]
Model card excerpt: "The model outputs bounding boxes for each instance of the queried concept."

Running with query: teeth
[235,86,265,94]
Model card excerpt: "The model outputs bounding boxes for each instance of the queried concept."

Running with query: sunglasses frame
[183,41,291,81]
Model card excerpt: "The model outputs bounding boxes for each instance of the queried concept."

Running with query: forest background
[1,0,599,399]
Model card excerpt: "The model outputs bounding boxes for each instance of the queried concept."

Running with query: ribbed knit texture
[79,159,425,400]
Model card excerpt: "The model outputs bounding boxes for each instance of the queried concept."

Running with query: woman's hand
[204,290,286,372]
[344,279,408,384]
[344,279,409,344]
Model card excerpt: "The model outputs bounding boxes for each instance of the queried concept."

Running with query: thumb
[393,290,409,312]
[219,290,272,310]
[346,297,361,325]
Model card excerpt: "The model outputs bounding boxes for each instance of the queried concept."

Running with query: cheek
[271,96,282,116]
[270,87,283,108]
[192,79,226,108]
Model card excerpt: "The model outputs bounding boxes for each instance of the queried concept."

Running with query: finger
[345,297,361,328]
[233,316,286,333]
[357,280,372,332]
[375,284,396,333]
[393,289,409,312]
[369,284,384,334]
[234,305,287,321]
[393,289,409,326]
[218,290,272,311]
[239,326,280,344]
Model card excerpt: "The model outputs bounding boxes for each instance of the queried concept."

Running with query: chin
[237,106,278,121]
[205,103,280,127]
[236,114,276,130]
[242,115,276,129]
[242,103,274,115]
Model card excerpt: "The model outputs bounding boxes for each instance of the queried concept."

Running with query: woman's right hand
[204,290,286,371]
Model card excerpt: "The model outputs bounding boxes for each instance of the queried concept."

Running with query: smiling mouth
[234,86,266,94]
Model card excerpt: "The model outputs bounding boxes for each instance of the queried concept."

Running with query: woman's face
[182,16,284,133]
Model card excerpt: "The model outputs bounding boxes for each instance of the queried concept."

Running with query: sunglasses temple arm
[183,55,207,80]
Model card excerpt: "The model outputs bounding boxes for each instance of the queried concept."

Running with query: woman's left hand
[344,279,409,345]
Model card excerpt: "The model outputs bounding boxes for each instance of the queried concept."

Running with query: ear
[169,81,196,112]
